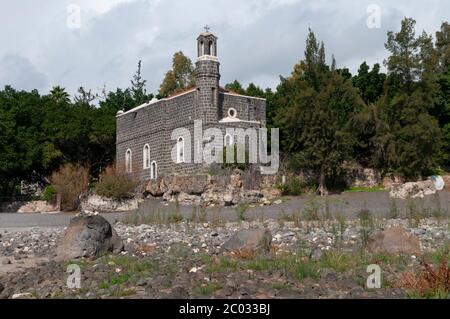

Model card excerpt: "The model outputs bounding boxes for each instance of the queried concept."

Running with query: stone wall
[145,169,281,206]
[343,163,382,188]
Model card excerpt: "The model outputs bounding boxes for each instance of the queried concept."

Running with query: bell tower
[195,26,220,124]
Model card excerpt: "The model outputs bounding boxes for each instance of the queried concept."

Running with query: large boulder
[221,229,272,253]
[145,178,166,197]
[239,190,265,204]
[389,180,436,199]
[55,214,124,261]
[368,226,421,255]
[163,191,202,205]
[230,169,243,189]
[201,188,237,206]
[164,175,209,195]
[80,194,139,212]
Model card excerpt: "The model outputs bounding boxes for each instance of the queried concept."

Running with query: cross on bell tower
[197,26,217,57]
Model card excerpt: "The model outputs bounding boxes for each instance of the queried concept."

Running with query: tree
[374,18,443,178]
[352,62,386,104]
[158,52,195,97]
[274,29,364,195]
[436,22,450,72]
[245,83,266,98]
[49,86,71,104]
[224,80,246,95]
[74,87,97,105]
[130,60,153,105]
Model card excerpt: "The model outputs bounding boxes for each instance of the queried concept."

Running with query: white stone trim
[219,117,261,124]
[143,144,150,169]
[125,149,132,173]
[116,88,197,117]
[224,133,234,146]
[222,92,266,101]
[150,161,158,180]
[176,136,185,164]
[196,55,219,62]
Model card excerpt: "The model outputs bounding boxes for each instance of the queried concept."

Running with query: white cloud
[0,0,449,96]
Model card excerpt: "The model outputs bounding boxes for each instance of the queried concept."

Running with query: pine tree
[131,60,153,105]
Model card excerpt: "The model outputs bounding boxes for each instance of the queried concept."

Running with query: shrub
[221,144,250,171]
[42,185,57,202]
[235,203,250,221]
[51,164,89,211]
[94,165,138,200]
[396,254,450,298]
[279,176,307,196]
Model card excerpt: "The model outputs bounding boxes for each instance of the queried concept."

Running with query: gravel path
[1,191,449,231]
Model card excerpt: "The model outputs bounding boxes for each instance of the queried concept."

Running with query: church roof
[117,85,265,117]
[197,32,217,39]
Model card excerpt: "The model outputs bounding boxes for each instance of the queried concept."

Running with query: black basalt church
[116,29,267,181]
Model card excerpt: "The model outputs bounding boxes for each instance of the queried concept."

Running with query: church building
[116,29,267,181]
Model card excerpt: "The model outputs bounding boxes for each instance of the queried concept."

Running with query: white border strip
[117,88,196,117]
[222,92,266,101]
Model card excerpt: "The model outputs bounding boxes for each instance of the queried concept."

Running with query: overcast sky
[0,0,449,97]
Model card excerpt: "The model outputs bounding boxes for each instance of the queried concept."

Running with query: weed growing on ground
[235,203,250,221]
[358,209,374,249]
[396,253,450,299]
[345,185,385,193]
[387,199,399,219]
[197,282,223,296]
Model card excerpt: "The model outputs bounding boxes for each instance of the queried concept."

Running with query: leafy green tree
[352,62,386,104]
[245,83,265,97]
[375,18,443,178]
[274,29,364,195]
[224,80,246,95]
[158,52,195,97]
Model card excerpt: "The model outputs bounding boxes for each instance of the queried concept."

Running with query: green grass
[423,245,450,264]
[197,283,223,296]
[235,203,250,221]
[110,287,138,297]
[96,256,159,292]
[406,290,450,299]
[345,185,386,193]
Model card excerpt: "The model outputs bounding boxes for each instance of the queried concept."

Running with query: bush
[51,164,89,211]
[279,176,308,196]
[42,185,57,202]
[94,165,138,200]
[397,254,450,298]
[221,144,250,171]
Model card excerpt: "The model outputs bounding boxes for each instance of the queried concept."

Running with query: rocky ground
[0,213,449,299]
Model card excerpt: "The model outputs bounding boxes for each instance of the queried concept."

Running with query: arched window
[200,41,204,56]
[177,136,185,163]
[143,144,150,169]
[209,41,213,55]
[151,161,157,180]
[125,149,132,173]
[224,134,234,147]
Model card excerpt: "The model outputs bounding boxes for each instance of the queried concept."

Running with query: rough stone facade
[116,31,266,181]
